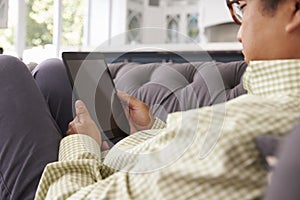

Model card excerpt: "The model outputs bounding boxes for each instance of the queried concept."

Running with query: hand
[66,100,109,150]
[117,91,154,134]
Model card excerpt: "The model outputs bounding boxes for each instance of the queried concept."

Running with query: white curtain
[202,0,233,27]
[0,0,8,28]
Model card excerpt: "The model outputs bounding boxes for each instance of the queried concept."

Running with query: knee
[0,55,26,70]
[32,58,69,87]
[33,57,71,98]
[0,55,28,73]
[32,58,65,77]
[0,55,37,91]
[33,58,69,84]
[39,58,64,69]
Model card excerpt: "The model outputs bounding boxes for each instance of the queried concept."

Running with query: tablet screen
[62,52,130,144]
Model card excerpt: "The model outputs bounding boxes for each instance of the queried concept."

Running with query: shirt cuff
[151,118,166,129]
[59,134,101,161]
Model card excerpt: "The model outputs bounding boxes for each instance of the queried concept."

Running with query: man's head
[226,0,300,63]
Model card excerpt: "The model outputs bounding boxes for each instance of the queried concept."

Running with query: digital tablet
[62,52,130,144]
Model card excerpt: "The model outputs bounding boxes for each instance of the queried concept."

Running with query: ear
[286,1,300,32]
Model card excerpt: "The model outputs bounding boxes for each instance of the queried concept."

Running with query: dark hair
[260,0,284,14]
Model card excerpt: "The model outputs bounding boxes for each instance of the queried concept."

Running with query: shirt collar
[243,59,300,95]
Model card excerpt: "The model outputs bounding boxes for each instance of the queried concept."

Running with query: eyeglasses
[226,0,243,25]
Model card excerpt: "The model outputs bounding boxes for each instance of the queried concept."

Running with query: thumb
[117,90,139,109]
[75,100,90,123]
[117,90,129,104]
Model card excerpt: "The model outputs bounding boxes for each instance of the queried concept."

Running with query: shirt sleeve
[151,117,166,129]
[34,134,103,200]
[34,119,166,200]
[100,118,166,161]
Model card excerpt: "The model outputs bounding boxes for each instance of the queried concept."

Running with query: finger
[117,91,140,109]
[101,141,110,151]
[117,92,135,125]
[66,121,77,135]
[66,128,76,135]
[130,125,138,135]
[117,91,133,116]
[66,122,73,134]
[75,100,91,123]
[117,90,130,105]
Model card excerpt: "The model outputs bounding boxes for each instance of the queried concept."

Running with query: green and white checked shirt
[35,60,300,200]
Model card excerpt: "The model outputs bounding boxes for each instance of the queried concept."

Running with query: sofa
[108,60,248,121]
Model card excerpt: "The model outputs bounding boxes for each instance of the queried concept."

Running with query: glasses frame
[226,0,242,25]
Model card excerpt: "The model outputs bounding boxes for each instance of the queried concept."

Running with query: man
[34,0,300,199]
[0,0,300,199]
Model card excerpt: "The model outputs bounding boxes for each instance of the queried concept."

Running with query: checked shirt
[35,60,300,200]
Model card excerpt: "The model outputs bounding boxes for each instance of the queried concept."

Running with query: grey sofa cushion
[108,61,247,121]
[256,135,283,171]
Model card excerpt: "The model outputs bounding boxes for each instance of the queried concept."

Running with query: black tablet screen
[62,52,130,144]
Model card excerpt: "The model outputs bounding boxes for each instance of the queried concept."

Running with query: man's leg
[0,55,62,200]
[32,58,73,135]
[264,121,300,200]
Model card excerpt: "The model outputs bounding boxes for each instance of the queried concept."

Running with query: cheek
[240,22,262,60]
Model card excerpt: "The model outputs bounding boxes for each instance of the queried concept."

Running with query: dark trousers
[0,55,63,199]
[31,58,73,134]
